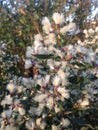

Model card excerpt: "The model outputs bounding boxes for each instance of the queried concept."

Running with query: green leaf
[36,84,41,90]
[19,42,25,47]
[69,75,78,84]
[72,61,92,70]
[3,56,11,61]
[8,66,16,72]
[80,127,89,130]
[85,124,94,129]
[95,126,98,129]
[73,118,88,125]
[33,54,53,59]
[55,56,61,61]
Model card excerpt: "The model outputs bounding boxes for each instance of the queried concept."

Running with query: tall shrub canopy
[0,0,98,130]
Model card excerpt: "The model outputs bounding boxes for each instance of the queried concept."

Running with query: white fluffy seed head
[5,126,20,130]
[83,29,88,34]
[36,118,41,126]
[67,22,76,32]
[26,46,34,58]
[88,28,95,35]
[40,121,47,129]
[52,12,65,24]
[52,125,59,130]
[57,87,70,99]
[58,69,69,86]
[34,94,47,103]
[34,34,43,41]
[61,118,70,127]
[45,75,50,84]
[26,119,35,129]
[25,59,32,69]
[6,83,15,93]
[42,17,51,26]
[1,112,7,118]
[52,75,61,86]
[42,17,51,34]
[47,97,54,109]
[60,25,68,34]
[48,33,57,45]
[95,26,98,33]
[17,86,23,93]
[18,107,26,115]
[88,52,96,62]
[54,106,60,113]
[78,98,89,107]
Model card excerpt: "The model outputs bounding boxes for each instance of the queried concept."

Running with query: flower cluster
[0,12,98,130]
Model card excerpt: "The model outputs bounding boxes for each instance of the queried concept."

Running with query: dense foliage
[0,0,98,130]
